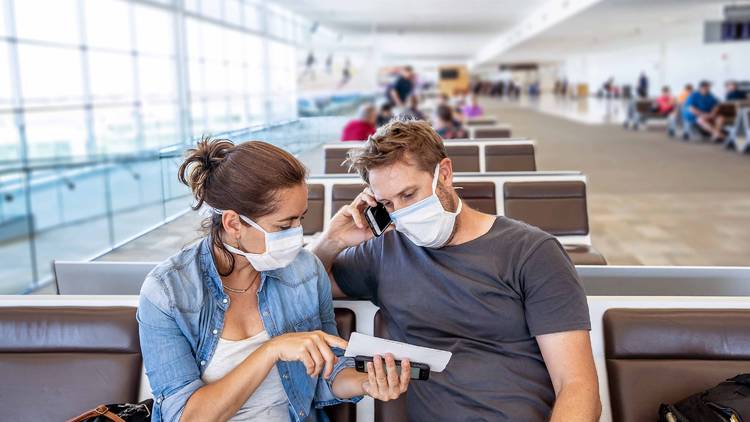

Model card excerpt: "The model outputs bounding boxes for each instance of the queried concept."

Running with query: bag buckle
[94,405,109,415]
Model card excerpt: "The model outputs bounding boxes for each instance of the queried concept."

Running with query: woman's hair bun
[178,137,235,210]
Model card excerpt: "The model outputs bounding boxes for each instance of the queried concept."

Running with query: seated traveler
[401,94,425,120]
[653,86,675,116]
[341,104,377,141]
[433,104,467,139]
[312,120,601,421]
[138,138,409,422]
[376,103,394,127]
[683,80,724,141]
[677,83,693,105]
[725,80,747,101]
[462,95,483,118]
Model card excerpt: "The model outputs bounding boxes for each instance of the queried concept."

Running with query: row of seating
[303,174,607,265]
[625,98,750,154]
[4,293,750,422]
[468,124,512,139]
[323,140,537,174]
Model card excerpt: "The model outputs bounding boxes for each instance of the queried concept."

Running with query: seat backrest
[0,307,142,422]
[503,181,588,236]
[604,308,750,422]
[634,99,654,113]
[304,184,325,235]
[331,184,366,217]
[717,102,738,119]
[325,147,354,174]
[471,126,512,139]
[54,262,155,295]
[485,144,536,172]
[445,145,480,172]
[466,116,497,126]
[374,310,409,422]
[325,308,357,422]
[455,181,496,214]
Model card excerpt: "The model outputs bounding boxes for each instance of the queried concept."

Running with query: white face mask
[388,165,462,248]
[221,214,303,272]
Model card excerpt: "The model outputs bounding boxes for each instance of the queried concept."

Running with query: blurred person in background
[402,95,425,120]
[376,103,394,127]
[386,66,415,108]
[725,80,747,101]
[434,104,467,139]
[462,95,483,118]
[341,104,377,142]
[653,86,676,116]
[677,84,694,105]
[684,81,724,142]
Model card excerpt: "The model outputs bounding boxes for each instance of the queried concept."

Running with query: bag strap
[66,404,127,422]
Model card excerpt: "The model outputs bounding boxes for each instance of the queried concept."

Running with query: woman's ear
[221,211,242,240]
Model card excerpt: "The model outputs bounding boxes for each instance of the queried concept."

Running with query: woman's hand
[265,331,348,379]
[362,353,411,401]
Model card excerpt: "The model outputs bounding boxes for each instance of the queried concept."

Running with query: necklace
[222,271,260,294]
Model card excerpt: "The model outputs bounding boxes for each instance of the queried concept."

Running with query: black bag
[659,374,750,422]
[66,399,153,422]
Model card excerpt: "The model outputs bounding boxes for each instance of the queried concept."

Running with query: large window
[0,0,302,162]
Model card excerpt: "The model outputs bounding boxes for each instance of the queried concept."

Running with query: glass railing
[0,116,349,294]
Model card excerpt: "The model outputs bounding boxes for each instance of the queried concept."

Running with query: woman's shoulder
[140,239,206,312]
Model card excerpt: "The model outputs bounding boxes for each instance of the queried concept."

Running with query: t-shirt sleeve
[518,238,591,337]
[330,238,381,302]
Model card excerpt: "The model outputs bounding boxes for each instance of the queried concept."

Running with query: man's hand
[362,354,411,401]
[326,187,378,249]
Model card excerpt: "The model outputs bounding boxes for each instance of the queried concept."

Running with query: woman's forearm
[331,367,369,399]
[180,343,278,422]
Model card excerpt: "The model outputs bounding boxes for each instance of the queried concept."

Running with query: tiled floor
[99,97,750,267]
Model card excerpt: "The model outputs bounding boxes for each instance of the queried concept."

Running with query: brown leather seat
[325,308,357,422]
[604,308,750,422]
[373,310,409,422]
[0,307,142,422]
[485,144,536,172]
[455,181,496,214]
[503,181,606,265]
[331,184,366,217]
[325,147,355,174]
[471,126,512,139]
[304,184,325,235]
[717,102,738,126]
[445,145,480,172]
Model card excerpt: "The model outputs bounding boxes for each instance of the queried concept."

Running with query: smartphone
[354,355,430,381]
[364,203,392,237]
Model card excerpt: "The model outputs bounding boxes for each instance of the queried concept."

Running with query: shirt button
[156,398,161,404]
[299,411,305,417]
[222,298,228,304]
[283,373,289,379]
[200,360,206,366]
[263,311,270,316]
[212,329,218,335]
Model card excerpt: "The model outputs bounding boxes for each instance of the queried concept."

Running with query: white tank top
[201,330,289,421]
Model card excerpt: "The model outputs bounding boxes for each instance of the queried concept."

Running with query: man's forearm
[311,233,346,272]
[549,381,601,422]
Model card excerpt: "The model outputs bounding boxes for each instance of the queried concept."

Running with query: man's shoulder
[488,217,557,255]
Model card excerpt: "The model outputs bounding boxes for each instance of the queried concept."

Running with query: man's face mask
[388,165,462,248]
[221,213,303,272]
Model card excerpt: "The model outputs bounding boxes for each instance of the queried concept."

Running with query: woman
[433,104,467,139]
[137,138,409,422]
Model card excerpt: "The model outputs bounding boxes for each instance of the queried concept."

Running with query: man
[387,66,415,108]
[637,71,649,98]
[312,119,601,421]
[725,80,747,101]
[683,80,724,141]
[341,104,377,141]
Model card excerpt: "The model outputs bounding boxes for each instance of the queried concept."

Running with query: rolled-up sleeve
[313,257,363,407]
[137,282,205,422]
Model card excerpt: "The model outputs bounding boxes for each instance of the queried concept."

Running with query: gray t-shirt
[332,217,591,421]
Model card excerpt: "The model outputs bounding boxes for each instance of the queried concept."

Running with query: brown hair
[178,137,307,275]
[345,118,446,183]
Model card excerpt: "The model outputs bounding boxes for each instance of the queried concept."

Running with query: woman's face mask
[222,214,303,272]
[389,165,462,248]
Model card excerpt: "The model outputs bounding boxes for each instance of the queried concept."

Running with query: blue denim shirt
[137,237,361,422]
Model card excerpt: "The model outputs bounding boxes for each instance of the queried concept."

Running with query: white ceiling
[272,0,741,65]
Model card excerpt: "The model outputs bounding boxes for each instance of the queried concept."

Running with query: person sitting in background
[402,95,425,120]
[434,104,467,139]
[725,81,747,101]
[462,95,483,118]
[386,66,415,108]
[376,103,394,127]
[341,104,377,141]
[653,86,676,116]
[683,80,724,142]
[677,84,693,105]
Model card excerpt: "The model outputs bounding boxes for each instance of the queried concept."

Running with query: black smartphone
[354,355,430,381]
[364,203,392,237]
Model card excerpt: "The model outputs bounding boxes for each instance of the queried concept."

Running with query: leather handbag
[66,399,153,422]
[659,374,750,422]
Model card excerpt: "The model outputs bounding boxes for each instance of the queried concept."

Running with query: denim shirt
[137,237,361,422]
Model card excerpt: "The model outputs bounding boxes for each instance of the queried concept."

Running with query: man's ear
[439,157,454,189]
[221,210,242,240]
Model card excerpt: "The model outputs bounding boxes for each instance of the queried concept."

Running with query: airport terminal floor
[95,97,750,267]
